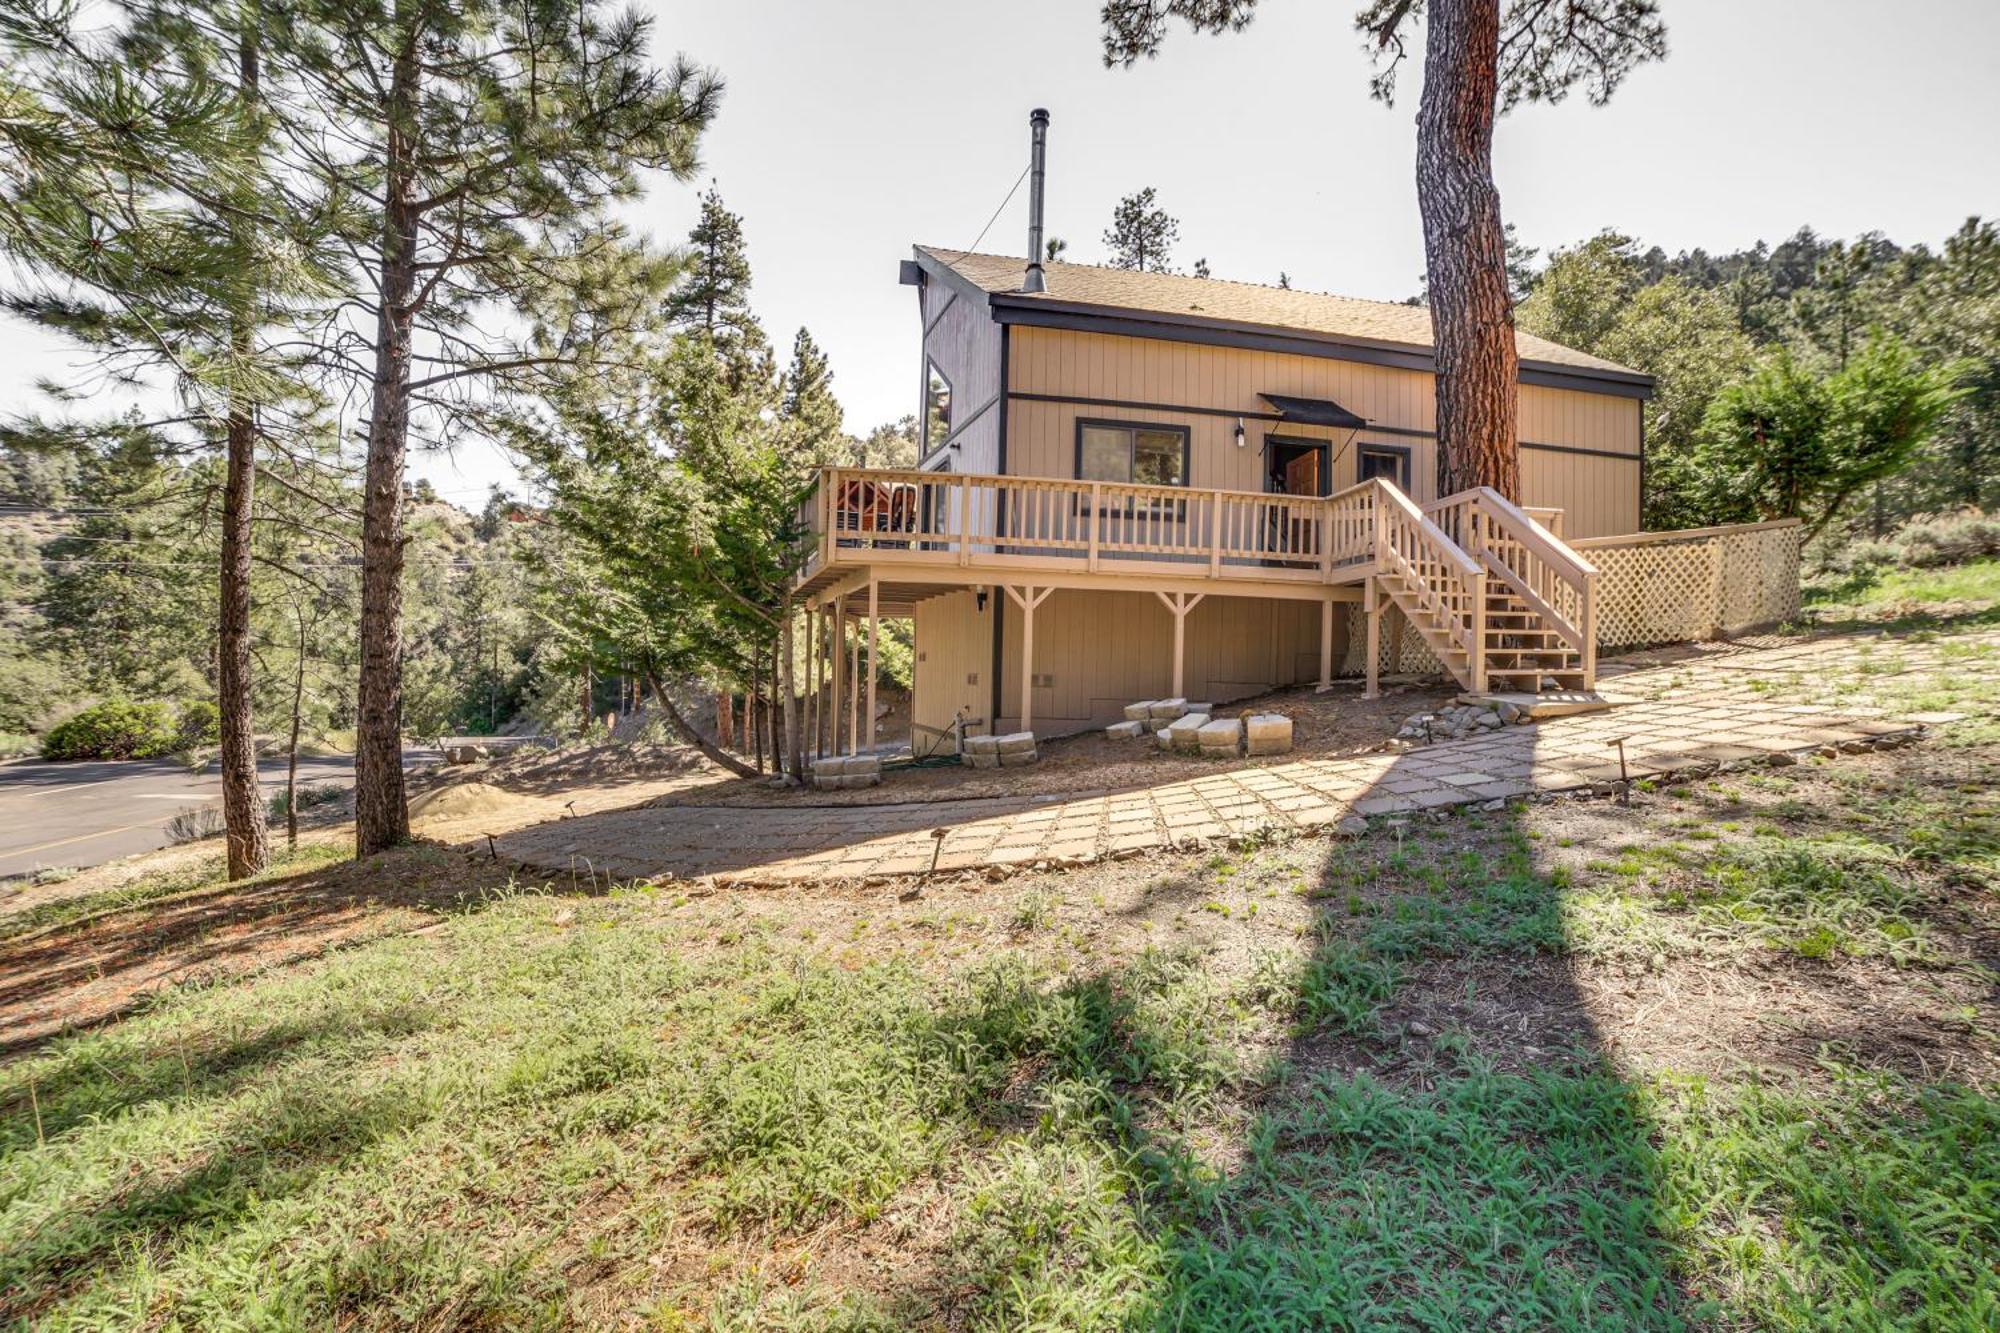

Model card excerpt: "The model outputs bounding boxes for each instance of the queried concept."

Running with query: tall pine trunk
[355,20,420,855]
[218,23,270,880]
[1418,0,1519,501]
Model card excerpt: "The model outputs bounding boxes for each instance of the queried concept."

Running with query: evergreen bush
[40,699,179,761]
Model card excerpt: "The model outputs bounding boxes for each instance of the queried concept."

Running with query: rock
[1335,815,1369,838]
[998,748,1039,767]
[1123,701,1156,722]
[1497,701,1522,724]
[962,751,1001,769]
[1148,697,1188,721]
[993,731,1037,755]
[1106,720,1147,739]
[1817,745,1840,759]
[962,734,999,756]
[1475,712,1503,729]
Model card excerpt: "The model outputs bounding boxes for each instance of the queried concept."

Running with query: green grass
[1805,556,2000,620]
[0,842,350,943]
[1,770,1994,1325]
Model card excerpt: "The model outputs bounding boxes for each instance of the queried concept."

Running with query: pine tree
[1103,187,1179,272]
[1102,0,1666,500]
[778,328,843,466]
[266,0,721,854]
[665,187,770,388]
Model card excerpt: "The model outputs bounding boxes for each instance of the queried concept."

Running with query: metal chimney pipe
[1022,108,1050,293]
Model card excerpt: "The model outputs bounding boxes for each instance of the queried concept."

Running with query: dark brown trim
[920,356,955,458]
[921,289,958,337]
[917,390,1000,470]
[1520,440,1641,463]
[912,249,998,310]
[1073,417,1193,487]
[997,326,1011,473]
[989,588,1003,732]
[1357,441,1413,490]
[1011,390,1285,422]
[989,299,1654,399]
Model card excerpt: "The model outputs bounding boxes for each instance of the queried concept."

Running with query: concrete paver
[497,630,1991,885]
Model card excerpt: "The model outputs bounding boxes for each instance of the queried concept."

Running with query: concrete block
[838,772,880,789]
[1148,697,1188,720]
[993,731,1037,755]
[1183,703,1215,717]
[997,748,1039,767]
[961,734,1000,756]
[1244,713,1292,743]
[1198,719,1242,753]
[1123,701,1157,722]
[813,755,880,778]
[962,751,1001,768]
[1164,714,1211,752]
[1106,720,1147,739]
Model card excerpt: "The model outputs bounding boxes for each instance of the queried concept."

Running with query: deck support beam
[846,607,859,755]
[1003,584,1054,732]
[1154,591,1205,699]
[1364,579,1382,700]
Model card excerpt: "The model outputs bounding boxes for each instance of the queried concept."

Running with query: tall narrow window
[1076,421,1188,486]
[924,359,952,453]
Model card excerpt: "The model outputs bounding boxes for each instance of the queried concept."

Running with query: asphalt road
[0,753,362,879]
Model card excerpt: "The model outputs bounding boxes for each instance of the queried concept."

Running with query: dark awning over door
[1258,392,1367,429]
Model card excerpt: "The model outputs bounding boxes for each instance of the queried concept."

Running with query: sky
[4,0,1997,506]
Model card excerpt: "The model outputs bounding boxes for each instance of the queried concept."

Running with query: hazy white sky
[5,0,1997,503]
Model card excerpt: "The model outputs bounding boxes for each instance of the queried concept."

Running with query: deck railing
[1377,483,1489,688]
[1425,487,1597,687]
[801,466,1385,582]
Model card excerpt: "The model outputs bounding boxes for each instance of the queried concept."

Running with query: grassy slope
[1,596,1996,1329]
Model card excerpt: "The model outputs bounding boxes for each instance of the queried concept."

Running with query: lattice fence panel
[1335,519,1804,679]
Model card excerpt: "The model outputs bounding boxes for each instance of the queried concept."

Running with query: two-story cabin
[793,244,1653,755]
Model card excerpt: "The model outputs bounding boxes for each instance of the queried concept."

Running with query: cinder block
[1148,697,1188,720]
[1106,720,1147,739]
[1198,719,1242,753]
[1123,701,1157,722]
[993,731,1037,755]
[1244,714,1293,743]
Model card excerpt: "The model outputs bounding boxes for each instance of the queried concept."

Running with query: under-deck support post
[1318,596,1335,691]
[1364,579,1382,700]
[866,578,880,752]
[804,605,818,760]
[846,607,859,755]
[1154,590,1205,700]
[1003,584,1054,733]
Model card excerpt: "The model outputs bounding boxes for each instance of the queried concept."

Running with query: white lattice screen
[1338,518,1803,676]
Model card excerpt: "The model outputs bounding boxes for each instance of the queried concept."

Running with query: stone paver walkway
[498,631,1988,885]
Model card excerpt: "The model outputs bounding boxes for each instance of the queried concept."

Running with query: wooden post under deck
[1364,579,1382,700]
[866,578,880,752]
[1318,596,1335,691]
[1154,591,1205,699]
[804,605,817,760]
[846,607,859,755]
[1003,585,1054,733]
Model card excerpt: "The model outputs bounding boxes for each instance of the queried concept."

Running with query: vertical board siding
[1006,328,1641,535]
[911,589,994,739]
[922,285,1003,472]
[965,588,1337,737]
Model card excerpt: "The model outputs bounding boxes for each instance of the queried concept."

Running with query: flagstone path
[496,630,1989,885]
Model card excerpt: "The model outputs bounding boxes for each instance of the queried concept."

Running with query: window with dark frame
[1357,443,1411,490]
[1076,421,1189,487]
[924,359,952,453]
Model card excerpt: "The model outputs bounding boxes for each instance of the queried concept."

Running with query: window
[1358,443,1411,490]
[1076,421,1188,487]
[924,359,952,452]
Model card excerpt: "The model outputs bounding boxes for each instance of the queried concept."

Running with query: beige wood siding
[911,589,994,737]
[1004,327,1642,536]
[910,588,1337,738]
[920,282,1003,472]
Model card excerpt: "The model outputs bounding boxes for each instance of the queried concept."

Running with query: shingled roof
[914,246,1649,386]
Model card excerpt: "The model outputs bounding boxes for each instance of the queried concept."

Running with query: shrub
[40,699,178,761]
[1893,510,2000,568]
[175,699,221,750]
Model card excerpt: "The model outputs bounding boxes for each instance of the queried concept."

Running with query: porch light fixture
[975,588,989,612]
[1233,418,1246,448]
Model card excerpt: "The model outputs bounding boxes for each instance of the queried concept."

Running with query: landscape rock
[1335,815,1369,838]
[997,748,1039,767]
[1123,701,1157,722]
[1162,714,1211,752]
[963,751,1000,769]
[1244,712,1294,756]
[1106,719,1147,739]
[993,731,1037,755]
[1148,698,1188,720]
[1197,718,1242,754]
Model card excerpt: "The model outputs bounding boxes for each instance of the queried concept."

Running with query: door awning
[1258,392,1367,430]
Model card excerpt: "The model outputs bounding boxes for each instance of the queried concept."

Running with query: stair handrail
[1426,486,1597,688]
[1373,479,1487,686]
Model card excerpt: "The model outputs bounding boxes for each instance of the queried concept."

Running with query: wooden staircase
[1367,482,1600,697]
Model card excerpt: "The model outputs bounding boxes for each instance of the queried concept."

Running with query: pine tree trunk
[218,23,269,880]
[1418,0,1519,501]
[286,603,307,850]
[716,689,733,749]
[640,667,758,776]
[355,22,420,855]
